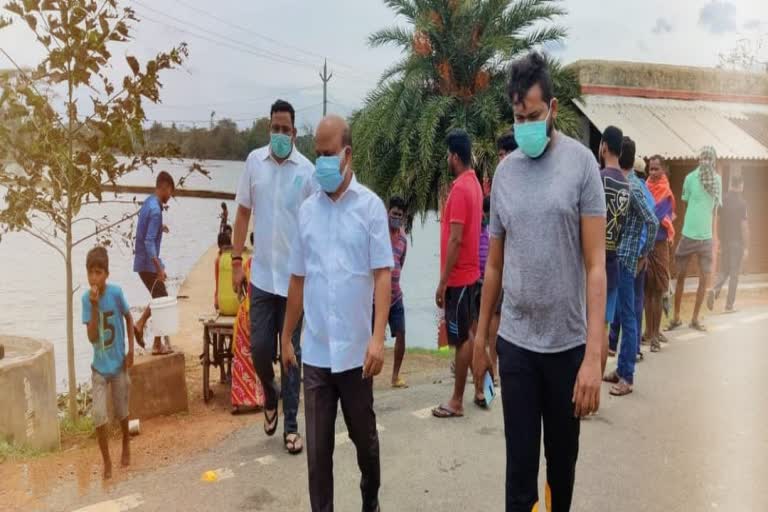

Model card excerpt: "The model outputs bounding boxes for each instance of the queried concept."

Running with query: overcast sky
[1,0,766,129]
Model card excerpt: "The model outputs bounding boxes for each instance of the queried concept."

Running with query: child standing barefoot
[82,246,135,480]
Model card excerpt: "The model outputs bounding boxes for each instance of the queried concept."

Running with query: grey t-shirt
[489,134,606,354]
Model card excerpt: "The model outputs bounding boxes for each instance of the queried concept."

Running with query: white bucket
[150,296,179,336]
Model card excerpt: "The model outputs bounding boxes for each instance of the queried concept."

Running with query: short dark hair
[389,195,406,211]
[446,129,472,167]
[217,232,231,248]
[619,136,636,170]
[497,132,517,153]
[270,99,295,126]
[507,51,554,105]
[648,154,666,168]
[601,126,623,157]
[483,195,491,214]
[156,171,175,191]
[86,246,109,272]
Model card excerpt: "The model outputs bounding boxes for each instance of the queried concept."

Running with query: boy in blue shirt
[82,246,135,480]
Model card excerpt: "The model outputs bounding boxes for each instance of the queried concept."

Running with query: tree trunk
[66,209,78,420]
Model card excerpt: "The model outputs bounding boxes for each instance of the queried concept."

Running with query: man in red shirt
[433,129,484,418]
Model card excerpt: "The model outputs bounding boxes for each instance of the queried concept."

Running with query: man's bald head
[315,114,352,160]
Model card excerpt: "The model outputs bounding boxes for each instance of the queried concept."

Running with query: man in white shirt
[232,100,317,454]
[282,115,393,512]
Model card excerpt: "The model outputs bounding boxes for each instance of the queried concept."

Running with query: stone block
[126,352,188,421]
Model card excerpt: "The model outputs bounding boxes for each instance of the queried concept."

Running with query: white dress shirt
[235,145,318,297]
[289,175,394,373]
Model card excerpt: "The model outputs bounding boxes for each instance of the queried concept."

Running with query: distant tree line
[145,118,317,162]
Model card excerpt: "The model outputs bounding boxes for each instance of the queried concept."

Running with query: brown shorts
[675,237,713,275]
[92,368,130,427]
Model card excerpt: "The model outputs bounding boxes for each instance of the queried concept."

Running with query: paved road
[51,308,768,511]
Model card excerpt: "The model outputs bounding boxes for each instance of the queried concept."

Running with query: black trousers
[714,242,744,310]
[497,338,585,512]
[304,363,380,512]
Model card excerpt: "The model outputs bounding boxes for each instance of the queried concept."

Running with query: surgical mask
[315,148,348,193]
[270,133,292,159]
[514,102,552,159]
[389,216,402,230]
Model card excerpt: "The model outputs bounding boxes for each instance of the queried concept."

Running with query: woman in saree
[231,255,265,411]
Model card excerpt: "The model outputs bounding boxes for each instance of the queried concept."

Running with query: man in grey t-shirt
[473,52,607,512]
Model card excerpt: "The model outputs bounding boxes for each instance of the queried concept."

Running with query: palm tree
[351,0,582,219]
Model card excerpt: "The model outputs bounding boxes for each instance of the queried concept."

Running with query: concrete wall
[0,336,60,452]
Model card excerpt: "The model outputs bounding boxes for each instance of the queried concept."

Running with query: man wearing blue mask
[472,52,607,511]
[232,99,317,455]
[282,115,393,512]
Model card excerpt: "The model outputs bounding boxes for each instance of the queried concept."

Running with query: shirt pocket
[338,216,370,276]
[282,175,305,212]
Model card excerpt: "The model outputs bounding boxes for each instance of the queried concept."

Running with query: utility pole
[319,59,333,116]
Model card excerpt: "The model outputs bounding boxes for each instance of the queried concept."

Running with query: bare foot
[103,460,113,480]
[121,441,130,467]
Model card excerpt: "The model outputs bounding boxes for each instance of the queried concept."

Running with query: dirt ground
[2,277,764,510]
[0,348,449,511]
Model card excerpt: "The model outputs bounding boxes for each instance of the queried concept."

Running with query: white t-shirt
[235,145,318,297]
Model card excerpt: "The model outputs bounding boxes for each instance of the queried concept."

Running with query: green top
[681,168,722,240]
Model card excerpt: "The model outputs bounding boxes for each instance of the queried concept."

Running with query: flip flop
[284,432,303,455]
[602,370,620,384]
[706,290,715,311]
[609,380,633,396]
[264,408,278,436]
[432,404,463,418]
[665,319,683,331]
[474,396,488,409]
[690,320,708,332]
[391,378,409,389]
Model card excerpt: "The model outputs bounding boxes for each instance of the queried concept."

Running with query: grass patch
[60,415,95,438]
[0,440,45,463]
[406,347,454,359]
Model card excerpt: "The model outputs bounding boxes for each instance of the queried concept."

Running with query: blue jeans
[249,284,302,434]
[614,265,639,384]
[610,269,646,354]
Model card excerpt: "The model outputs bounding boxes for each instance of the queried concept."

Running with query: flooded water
[0,159,441,391]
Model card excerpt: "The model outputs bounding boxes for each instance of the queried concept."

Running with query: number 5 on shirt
[101,311,115,348]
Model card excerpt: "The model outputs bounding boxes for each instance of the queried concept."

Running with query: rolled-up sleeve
[234,161,253,210]
[368,198,395,270]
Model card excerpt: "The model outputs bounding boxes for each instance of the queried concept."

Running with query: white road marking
[740,313,768,324]
[256,455,276,466]
[412,407,433,419]
[676,332,706,341]
[72,493,144,512]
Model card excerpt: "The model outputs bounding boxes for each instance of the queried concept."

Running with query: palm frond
[368,26,414,51]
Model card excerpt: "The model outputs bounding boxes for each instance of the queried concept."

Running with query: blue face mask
[513,102,552,159]
[270,133,292,159]
[315,149,348,193]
